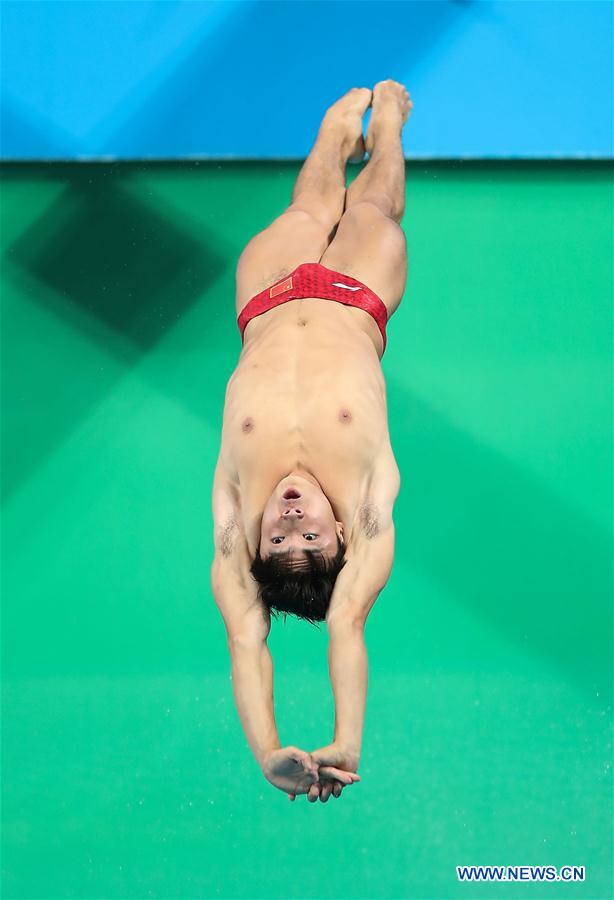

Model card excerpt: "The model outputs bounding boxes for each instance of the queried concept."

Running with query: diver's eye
[303,533,318,541]
[271,537,284,545]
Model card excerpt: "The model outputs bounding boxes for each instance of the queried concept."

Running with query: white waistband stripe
[332,282,361,291]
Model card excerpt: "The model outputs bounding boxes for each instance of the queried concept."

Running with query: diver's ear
[335,521,344,542]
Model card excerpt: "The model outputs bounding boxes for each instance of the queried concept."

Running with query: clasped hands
[262,743,360,803]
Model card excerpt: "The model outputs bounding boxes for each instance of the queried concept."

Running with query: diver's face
[259,476,343,559]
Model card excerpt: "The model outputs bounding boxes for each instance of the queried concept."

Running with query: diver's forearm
[228,638,281,767]
[327,620,368,760]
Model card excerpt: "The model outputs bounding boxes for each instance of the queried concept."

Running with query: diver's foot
[365,80,412,156]
[321,87,372,163]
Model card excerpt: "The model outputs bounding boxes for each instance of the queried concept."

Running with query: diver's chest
[225,389,383,477]
[224,332,387,459]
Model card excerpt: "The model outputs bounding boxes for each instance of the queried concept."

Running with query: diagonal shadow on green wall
[390,383,612,701]
[2,165,230,502]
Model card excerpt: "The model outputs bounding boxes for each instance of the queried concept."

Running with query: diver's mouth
[282,488,301,501]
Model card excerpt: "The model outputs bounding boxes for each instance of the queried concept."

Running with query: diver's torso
[219,298,394,553]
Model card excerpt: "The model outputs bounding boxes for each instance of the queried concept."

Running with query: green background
[2,161,612,899]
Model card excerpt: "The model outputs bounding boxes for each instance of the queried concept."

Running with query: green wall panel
[2,161,612,899]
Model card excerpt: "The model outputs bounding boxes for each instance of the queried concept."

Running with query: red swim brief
[237,262,388,354]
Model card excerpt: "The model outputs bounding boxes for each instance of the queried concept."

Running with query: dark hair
[250,535,346,625]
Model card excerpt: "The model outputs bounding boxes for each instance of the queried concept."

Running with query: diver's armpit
[359,503,379,539]
[218,516,240,557]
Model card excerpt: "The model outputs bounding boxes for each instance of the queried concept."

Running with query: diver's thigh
[319,200,408,318]
[235,206,330,317]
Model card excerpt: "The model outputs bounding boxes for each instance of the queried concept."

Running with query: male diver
[211,80,411,802]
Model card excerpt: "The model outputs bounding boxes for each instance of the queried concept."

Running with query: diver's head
[259,474,344,558]
[252,474,346,624]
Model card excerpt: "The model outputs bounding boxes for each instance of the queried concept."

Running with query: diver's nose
[282,508,303,518]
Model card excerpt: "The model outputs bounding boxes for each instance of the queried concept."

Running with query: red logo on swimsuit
[269,276,293,299]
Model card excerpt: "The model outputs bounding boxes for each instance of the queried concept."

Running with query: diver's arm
[320,522,395,769]
[325,616,368,770]
[211,552,282,767]
[319,453,399,768]
[211,459,282,768]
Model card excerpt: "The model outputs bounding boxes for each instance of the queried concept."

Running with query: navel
[338,408,353,423]
[242,417,255,434]
[297,318,307,327]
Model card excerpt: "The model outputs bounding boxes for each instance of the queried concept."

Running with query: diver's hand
[306,742,361,803]
[262,744,361,802]
[261,746,320,798]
